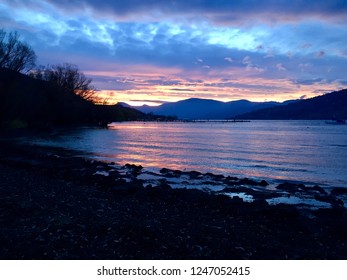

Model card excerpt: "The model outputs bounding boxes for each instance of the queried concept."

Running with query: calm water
[30,120,347,189]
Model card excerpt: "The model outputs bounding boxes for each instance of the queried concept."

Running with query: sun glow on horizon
[95,86,331,107]
[4,1,345,107]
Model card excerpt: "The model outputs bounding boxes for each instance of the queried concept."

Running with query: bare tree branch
[0,30,36,73]
[30,63,97,102]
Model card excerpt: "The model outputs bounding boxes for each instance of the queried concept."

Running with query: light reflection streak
[28,121,347,187]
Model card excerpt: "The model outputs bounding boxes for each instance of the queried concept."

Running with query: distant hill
[131,98,281,120]
[236,89,347,120]
[0,68,147,128]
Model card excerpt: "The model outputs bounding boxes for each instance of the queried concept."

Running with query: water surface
[29,120,347,189]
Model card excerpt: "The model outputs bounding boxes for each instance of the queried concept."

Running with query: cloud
[293,78,325,86]
[170,88,195,92]
[1,0,346,104]
[242,56,265,72]
[242,56,251,65]
[298,63,311,72]
[315,50,326,58]
[276,63,286,71]
[2,0,346,30]
[301,43,312,49]
[37,0,347,25]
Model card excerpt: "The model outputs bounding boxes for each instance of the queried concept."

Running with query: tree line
[0,29,96,102]
[0,29,172,129]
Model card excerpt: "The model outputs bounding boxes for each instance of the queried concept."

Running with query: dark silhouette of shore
[1,139,346,260]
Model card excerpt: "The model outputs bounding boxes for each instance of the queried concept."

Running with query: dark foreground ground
[0,138,346,259]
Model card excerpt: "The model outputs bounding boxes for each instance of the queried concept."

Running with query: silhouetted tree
[0,30,36,73]
[30,63,96,101]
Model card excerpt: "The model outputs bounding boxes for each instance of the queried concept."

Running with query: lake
[29,120,347,189]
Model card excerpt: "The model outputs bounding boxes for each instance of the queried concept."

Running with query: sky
[1,0,347,105]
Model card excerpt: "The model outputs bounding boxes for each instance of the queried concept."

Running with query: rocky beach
[0,135,347,260]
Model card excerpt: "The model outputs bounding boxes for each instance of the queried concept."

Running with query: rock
[157,179,172,190]
[160,168,171,174]
[276,182,301,193]
[259,180,269,187]
[159,168,181,178]
[108,170,120,178]
[312,185,327,195]
[314,195,344,207]
[124,163,143,176]
[187,170,202,179]
[298,184,308,191]
[331,188,347,196]
[226,176,239,181]
[205,173,225,180]
[173,170,182,176]
[231,196,244,204]
[252,199,269,208]
[239,178,258,186]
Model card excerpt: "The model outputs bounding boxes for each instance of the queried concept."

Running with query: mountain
[236,89,347,120]
[131,98,281,120]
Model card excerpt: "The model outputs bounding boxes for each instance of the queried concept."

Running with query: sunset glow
[1,0,347,105]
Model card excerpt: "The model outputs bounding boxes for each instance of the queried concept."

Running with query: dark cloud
[147,79,183,86]
[170,88,195,92]
[293,78,325,86]
[40,0,347,23]
[315,50,326,58]
[1,0,346,102]
[2,0,342,26]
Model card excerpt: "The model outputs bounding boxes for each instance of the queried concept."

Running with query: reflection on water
[28,120,347,188]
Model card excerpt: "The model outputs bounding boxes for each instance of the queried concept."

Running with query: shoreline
[1,139,347,259]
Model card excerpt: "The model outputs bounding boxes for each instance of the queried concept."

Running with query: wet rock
[231,196,244,204]
[225,180,237,187]
[124,163,143,176]
[239,178,258,186]
[160,168,171,174]
[145,184,153,189]
[159,168,180,178]
[125,163,143,171]
[226,176,239,181]
[251,199,269,208]
[331,187,347,196]
[276,182,301,193]
[298,184,309,191]
[312,185,327,195]
[173,170,182,176]
[157,179,172,190]
[259,180,269,187]
[314,195,344,207]
[108,170,120,178]
[187,170,202,179]
[205,173,225,181]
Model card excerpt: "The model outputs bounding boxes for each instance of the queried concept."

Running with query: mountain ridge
[236,89,347,120]
[128,98,283,120]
